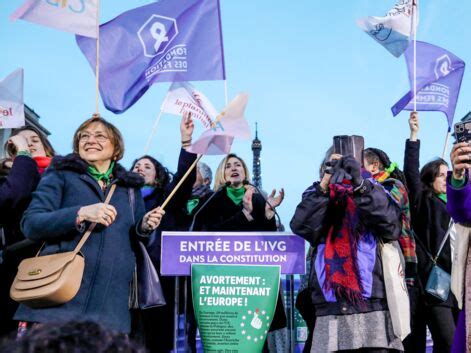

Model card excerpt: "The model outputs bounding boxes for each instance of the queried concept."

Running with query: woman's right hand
[409,112,419,141]
[78,203,117,226]
[242,186,254,217]
[450,142,471,180]
[8,135,29,154]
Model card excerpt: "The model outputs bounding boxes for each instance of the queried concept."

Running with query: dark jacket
[0,156,40,248]
[404,139,456,307]
[290,179,401,316]
[195,188,277,232]
[0,156,41,336]
[142,148,197,264]
[14,154,146,333]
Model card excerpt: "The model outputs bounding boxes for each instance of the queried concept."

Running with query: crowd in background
[0,110,471,353]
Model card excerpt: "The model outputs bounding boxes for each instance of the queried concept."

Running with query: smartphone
[333,135,364,163]
[454,119,471,143]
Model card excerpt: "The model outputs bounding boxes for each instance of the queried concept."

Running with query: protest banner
[0,69,25,129]
[192,264,280,353]
[161,231,306,276]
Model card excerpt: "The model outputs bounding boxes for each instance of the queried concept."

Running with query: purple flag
[76,0,225,114]
[391,41,465,128]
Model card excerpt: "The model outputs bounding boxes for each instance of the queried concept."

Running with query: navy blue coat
[15,154,146,333]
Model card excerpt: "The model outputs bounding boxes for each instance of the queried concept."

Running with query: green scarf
[187,198,200,215]
[87,161,115,185]
[437,193,447,203]
[226,186,245,205]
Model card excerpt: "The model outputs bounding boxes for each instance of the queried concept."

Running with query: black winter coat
[403,139,456,307]
[290,180,402,316]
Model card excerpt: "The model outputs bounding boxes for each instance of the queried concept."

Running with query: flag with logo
[76,0,226,114]
[391,41,465,128]
[161,82,218,129]
[188,93,251,155]
[11,0,98,38]
[0,69,25,129]
[356,0,415,57]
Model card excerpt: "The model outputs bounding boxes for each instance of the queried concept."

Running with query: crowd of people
[0,110,470,353]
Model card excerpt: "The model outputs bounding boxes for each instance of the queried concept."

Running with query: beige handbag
[10,185,116,308]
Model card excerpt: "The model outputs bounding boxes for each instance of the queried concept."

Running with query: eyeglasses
[79,132,110,143]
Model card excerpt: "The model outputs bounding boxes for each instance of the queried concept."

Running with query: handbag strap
[412,219,454,264]
[433,219,454,262]
[73,184,117,253]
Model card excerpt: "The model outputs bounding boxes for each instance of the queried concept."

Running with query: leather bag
[128,188,166,309]
[10,184,116,308]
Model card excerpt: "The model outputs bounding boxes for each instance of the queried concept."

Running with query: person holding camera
[290,151,403,352]
[404,111,459,353]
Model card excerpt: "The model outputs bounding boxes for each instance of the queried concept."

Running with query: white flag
[11,0,98,38]
[188,93,251,155]
[0,69,25,129]
[161,82,218,129]
[357,0,416,57]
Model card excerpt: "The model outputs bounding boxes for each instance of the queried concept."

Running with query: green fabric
[437,193,447,203]
[451,176,466,189]
[226,186,245,205]
[187,198,200,215]
[87,161,115,184]
[16,150,32,157]
[385,161,398,174]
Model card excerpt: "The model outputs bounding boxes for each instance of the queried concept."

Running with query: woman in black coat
[404,112,459,353]
[15,116,163,334]
[196,153,286,352]
[0,126,55,337]
[130,114,197,353]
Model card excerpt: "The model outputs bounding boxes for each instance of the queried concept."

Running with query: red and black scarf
[324,182,364,303]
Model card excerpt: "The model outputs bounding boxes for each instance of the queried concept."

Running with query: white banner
[161,82,218,129]
[11,0,98,38]
[0,69,25,129]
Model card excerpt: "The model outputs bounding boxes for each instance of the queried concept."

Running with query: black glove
[330,158,350,184]
[342,155,362,187]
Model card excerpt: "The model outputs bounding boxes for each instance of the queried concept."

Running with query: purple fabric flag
[76,0,225,114]
[391,41,465,128]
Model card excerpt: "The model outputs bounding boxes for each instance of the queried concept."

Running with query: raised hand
[78,203,117,227]
[409,111,419,141]
[265,188,284,219]
[180,112,195,149]
[342,155,362,187]
[141,207,166,233]
[450,142,471,180]
[8,135,29,155]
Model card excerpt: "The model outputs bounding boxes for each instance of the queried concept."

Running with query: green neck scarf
[187,198,200,215]
[437,193,447,203]
[226,186,245,205]
[87,161,115,185]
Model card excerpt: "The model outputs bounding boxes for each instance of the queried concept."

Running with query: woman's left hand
[141,207,165,233]
[180,112,195,148]
[265,188,284,219]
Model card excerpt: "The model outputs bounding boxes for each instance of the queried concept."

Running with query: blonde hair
[213,153,251,190]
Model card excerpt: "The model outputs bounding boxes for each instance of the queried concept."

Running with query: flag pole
[224,80,228,106]
[412,0,418,112]
[143,109,164,154]
[94,0,101,114]
[160,154,203,210]
[441,127,451,160]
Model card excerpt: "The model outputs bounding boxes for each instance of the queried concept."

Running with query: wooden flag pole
[160,154,202,211]
[94,0,101,114]
[143,109,164,155]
